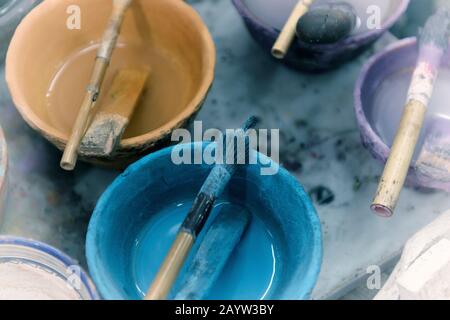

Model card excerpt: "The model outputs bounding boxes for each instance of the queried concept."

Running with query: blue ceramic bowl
[232,0,410,72]
[86,142,322,300]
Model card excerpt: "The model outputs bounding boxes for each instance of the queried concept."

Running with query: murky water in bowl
[45,43,192,139]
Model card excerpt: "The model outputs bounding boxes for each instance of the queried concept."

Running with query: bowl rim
[86,141,323,300]
[0,235,100,300]
[0,126,8,203]
[354,37,417,165]
[232,0,410,49]
[5,0,216,149]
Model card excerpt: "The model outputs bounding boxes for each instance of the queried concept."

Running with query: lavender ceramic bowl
[355,37,450,192]
[232,0,409,72]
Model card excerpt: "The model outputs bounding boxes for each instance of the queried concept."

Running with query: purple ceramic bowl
[232,0,410,72]
[355,37,450,192]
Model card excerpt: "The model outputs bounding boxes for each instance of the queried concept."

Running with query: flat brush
[80,67,150,157]
[174,205,251,300]
[145,116,258,300]
[372,8,450,217]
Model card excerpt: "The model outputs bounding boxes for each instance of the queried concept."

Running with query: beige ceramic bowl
[6,0,215,167]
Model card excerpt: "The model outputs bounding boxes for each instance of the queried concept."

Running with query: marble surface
[0,0,449,299]
[0,0,40,62]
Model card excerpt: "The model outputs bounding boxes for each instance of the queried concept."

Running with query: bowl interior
[0,236,98,300]
[7,0,214,145]
[87,143,322,300]
[360,40,450,161]
[239,0,406,35]
[360,40,415,148]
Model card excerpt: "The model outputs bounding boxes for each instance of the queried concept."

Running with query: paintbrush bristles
[243,116,259,131]
[201,116,258,198]
[223,116,258,169]
[80,68,150,157]
[419,7,450,49]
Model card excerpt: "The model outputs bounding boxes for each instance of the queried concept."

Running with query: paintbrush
[145,116,258,300]
[80,67,150,157]
[371,8,450,217]
[60,0,133,170]
[174,205,251,300]
[272,0,315,59]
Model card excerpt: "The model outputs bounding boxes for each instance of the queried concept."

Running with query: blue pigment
[131,197,278,300]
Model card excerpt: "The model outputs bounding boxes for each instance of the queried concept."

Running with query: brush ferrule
[407,60,439,107]
[86,84,100,102]
[181,192,215,238]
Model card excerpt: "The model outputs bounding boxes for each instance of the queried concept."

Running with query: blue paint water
[131,198,278,300]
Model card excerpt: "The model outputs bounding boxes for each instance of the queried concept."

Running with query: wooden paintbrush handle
[372,99,427,217]
[98,0,133,61]
[145,232,194,300]
[60,61,108,170]
[272,0,314,59]
[60,0,133,171]
[145,118,257,300]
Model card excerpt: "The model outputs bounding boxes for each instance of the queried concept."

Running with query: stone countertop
[0,0,448,299]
